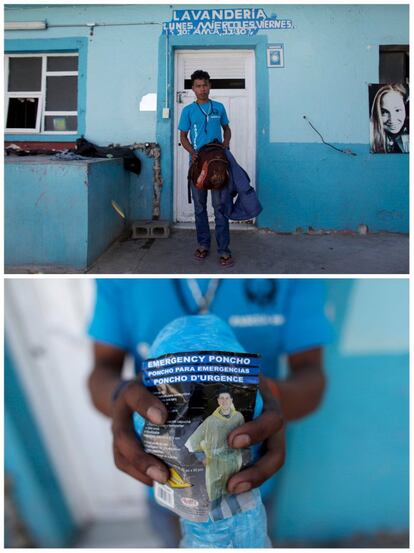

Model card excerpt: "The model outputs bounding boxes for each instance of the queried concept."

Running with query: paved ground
[75,519,163,548]
[73,519,408,548]
[6,229,409,275]
[90,228,409,274]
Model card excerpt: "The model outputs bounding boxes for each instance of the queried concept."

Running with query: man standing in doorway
[179,70,234,267]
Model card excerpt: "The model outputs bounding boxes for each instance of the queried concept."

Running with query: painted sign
[163,8,293,36]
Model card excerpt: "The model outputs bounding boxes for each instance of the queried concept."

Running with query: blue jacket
[220,149,263,221]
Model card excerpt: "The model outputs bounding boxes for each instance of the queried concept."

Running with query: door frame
[172,48,257,226]
[155,35,270,225]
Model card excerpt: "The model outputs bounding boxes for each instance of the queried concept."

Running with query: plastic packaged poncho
[133,314,270,548]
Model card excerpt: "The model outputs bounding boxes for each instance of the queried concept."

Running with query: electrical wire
[303,115,357,156]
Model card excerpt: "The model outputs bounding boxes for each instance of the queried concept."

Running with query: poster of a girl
[370,83,409,153]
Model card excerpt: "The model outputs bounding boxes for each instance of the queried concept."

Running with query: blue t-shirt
[88,279,333,379]
[178,100,229,151]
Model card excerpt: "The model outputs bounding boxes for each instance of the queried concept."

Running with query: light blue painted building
[5,4,409,267]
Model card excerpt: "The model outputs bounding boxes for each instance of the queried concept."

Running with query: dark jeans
[191,183,230,256]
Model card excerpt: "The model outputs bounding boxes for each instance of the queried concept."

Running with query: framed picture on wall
[267,44,284,68]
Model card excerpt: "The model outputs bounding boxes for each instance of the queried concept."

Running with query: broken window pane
[8,57,42,91]
[6,97,39,129]
[44,115,77,131]
[47,56,78,72]
[45,76,78,111]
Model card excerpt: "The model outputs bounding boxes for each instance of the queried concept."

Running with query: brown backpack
[188,142,229,191]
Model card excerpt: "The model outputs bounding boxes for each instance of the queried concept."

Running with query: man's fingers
[112,404,169,484]
[113,447,153,486]
[227,429,285,493]
[111,379,170,486]
[228,410,284,448]
[113,446,165,486]
[121,380,168,425]
[226,451,284,493]
[112,430,169,485]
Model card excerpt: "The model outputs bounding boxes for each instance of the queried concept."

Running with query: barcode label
[154,483,174,508]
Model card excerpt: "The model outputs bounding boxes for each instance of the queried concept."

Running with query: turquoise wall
[274,279,409,542]
[86,160,130,266]
[258,143,409,232]
[5,4,167,143]
[266,5,408,143]
[5,158,129,268]
[5,4,409,231]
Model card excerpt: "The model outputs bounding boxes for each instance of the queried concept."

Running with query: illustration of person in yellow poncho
[185,390,245,502]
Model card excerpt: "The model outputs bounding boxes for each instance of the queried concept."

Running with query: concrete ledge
[5,156,129,269]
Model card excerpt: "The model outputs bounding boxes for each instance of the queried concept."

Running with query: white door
[5,280,148,524]
[174,49,256,224]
